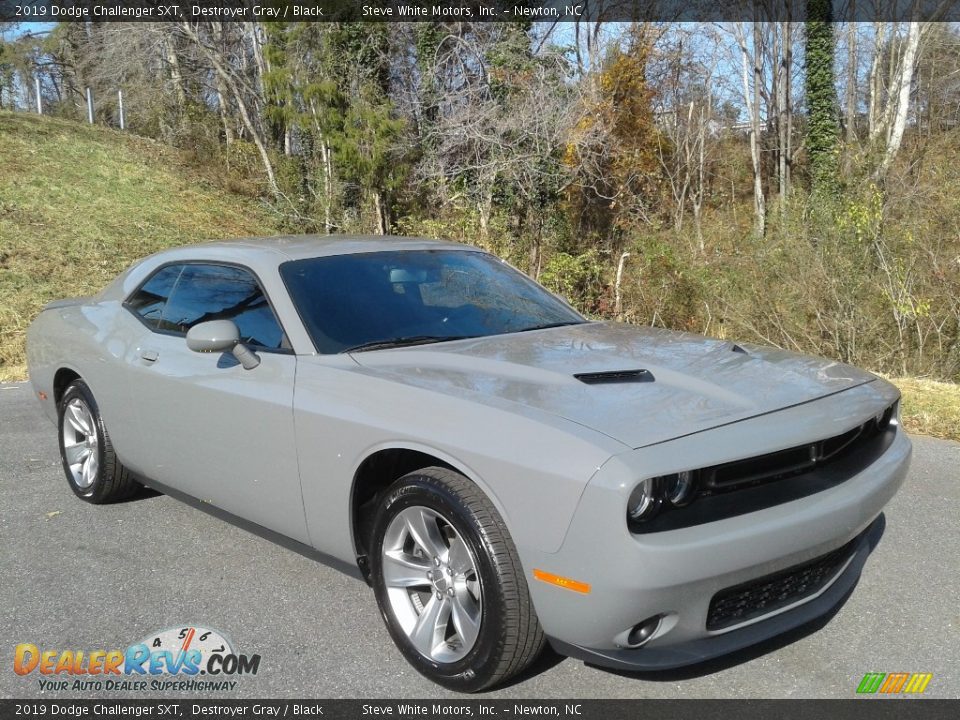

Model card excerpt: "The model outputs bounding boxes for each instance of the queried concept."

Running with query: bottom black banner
[2,700,958,720]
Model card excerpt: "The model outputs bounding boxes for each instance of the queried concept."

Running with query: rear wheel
[369,467,545,692]
[58,379,139,503]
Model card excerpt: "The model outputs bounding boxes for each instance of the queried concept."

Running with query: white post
[35,76,42,114]
[86,87,94,124]
[118,89,125,130]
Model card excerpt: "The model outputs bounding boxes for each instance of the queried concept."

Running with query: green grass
[0,112,277,380]
[892,377,960,442]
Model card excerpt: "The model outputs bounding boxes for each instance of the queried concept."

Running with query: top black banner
[2,0,959,23]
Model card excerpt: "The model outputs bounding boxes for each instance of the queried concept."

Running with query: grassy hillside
[895,377,960,441]
[0,112,277,381]
[0,112,955,441]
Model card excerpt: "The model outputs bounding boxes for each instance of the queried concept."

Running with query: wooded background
[2,15,959,383]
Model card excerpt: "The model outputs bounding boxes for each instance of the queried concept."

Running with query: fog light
[626,615,663,648]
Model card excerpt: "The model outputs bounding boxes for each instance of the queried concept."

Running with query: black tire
[57,379,140,504]
[369,466,545,692]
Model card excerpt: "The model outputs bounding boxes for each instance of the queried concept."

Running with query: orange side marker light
[533,569,591,594]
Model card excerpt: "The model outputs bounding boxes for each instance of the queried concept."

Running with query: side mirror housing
[186,320,239,353]
[186,320,260,370]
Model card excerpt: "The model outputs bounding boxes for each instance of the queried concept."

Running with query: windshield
[280,249,586,354]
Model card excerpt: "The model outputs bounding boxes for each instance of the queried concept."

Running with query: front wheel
[369,467,545,692]
[58,379,140,503]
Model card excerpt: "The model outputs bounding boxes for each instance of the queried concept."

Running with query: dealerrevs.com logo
[14,626,261,692]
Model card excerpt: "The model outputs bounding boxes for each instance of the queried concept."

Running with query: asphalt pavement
[1,380,958,699]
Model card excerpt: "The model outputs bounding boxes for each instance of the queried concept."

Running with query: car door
[122,262,309,545]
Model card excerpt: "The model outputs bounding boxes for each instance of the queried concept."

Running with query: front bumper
[520,381,911,670]
[548,515,883,670]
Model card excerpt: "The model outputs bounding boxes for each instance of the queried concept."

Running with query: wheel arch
[53,367,82,406]
[349,444,507,580]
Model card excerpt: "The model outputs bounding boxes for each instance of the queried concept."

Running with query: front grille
[706,539,857,631]
[702,408,893,493]
[631,403,897,534]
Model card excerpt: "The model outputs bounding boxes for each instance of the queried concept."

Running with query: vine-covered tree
[805,0,840,193]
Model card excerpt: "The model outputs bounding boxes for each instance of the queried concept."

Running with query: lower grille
[706,539,857,631]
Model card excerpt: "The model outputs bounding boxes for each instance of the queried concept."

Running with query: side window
[125,265,183,329]
[159,264,286,350]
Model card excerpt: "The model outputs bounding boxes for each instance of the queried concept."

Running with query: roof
[102,234,481,304]
[173,234,475,262]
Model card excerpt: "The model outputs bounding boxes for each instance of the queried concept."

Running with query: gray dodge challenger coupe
[26,235,911,691]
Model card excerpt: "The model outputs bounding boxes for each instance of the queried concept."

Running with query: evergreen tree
[261,23,408,233]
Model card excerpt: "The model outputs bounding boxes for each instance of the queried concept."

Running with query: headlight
[664,470,696,506]
[627,478,660,522]
[628,470,700,526]
[875,402,896,430]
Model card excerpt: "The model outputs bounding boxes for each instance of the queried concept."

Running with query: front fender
[292,357,625,565]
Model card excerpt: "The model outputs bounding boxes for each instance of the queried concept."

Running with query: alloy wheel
[380,505,483,663]
[61,398,99,489]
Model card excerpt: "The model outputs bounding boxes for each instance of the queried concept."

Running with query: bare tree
[652,25,721,251]
[414,25,575,269]
[876,21,923,177]
[732,20,766,236]
[179,21,278,196]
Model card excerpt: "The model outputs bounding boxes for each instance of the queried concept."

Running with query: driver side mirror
[186,320,260,370]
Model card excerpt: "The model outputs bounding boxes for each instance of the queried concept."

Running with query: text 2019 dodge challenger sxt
[26,235,910,691]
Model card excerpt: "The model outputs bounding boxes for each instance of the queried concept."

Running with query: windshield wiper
[520,320,588,332]
[341,335,477,353]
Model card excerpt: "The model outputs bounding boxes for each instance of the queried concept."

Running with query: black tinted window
[126,265,183,329]
[280,250,585,354]
[158,264,285,350]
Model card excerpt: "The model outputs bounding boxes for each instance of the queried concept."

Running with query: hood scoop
[574,369,655,385]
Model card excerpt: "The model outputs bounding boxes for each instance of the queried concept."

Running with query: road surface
[1,381,957,699]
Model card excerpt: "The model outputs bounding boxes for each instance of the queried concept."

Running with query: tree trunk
[805,1,840,192]
[164,32,188,115]
[867,22,887,139]
[215,83,234,145]
[309,100,335,233]
[614,252,631,319]
[785,22,793,194]
[477,186,493,243]
[878,22,922,177]
[778,21,792,202]
[527,234,540,278]
[373,190,389,235]
[845,15,857,145]
[246,22,267,95]
[692,91,708,253]
[737,22,765,236]
[752,22,765,235]
[321,140,333,232]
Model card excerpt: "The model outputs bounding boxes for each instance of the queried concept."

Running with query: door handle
[140,349,159,363]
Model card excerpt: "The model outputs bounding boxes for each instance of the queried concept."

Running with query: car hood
[350,322,877,449]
